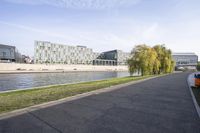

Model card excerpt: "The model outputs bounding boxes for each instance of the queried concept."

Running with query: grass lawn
[0,75,160,114]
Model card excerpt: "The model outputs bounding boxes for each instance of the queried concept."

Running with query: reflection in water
[0,71,130,92]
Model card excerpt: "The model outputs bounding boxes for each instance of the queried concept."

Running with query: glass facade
[0,44,22,62]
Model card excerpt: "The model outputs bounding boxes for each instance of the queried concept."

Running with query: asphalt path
[1,72,200,133]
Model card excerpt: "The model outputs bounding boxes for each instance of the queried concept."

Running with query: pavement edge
[187,73,200,118]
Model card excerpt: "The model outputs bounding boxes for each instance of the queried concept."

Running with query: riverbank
[0,63,128,74]
[0,75,163,114]
[0,71,130,92]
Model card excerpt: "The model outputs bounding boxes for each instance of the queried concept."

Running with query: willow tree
[153,58,161,74]
[128,44,174,76]
[153,45,174,74]
[133,45,150,76]
[197,62,200,71]
[128,44,159,76]
[127,59,140,76]
[147,47,160,75]
[128,45,145,76]
[153,45,165,73]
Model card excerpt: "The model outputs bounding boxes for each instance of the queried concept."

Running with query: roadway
[0,72,200,133]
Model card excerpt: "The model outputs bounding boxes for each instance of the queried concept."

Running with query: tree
[128,44,158,76]
[197,62,200,71]
[127,59,139,76]
[128,45,151,76]
[147,48,159,75]
[153,45,165,73]
[128,44,174,76]
[153,58,161,74]
[153,45,174,74]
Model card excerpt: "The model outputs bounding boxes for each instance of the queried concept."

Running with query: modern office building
[0,44,22,63]
[34,41,130,66]
[94,50,130,65]
[172,53,198,68]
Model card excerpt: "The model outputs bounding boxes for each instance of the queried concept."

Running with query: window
[3,52,6,57]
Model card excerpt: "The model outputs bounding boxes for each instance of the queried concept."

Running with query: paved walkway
[1,72,200,133]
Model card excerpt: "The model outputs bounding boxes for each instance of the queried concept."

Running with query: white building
[172,53,198,68]
[34,41,99,64]
[34,41,130,66]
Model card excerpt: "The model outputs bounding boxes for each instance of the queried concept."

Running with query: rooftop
[172,53,197,56]
[0,44,15,48]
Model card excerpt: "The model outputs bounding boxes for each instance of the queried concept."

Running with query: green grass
[0,75,159,114]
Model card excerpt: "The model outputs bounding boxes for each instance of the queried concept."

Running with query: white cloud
[3,0,141,9]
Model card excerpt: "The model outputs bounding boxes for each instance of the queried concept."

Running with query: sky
[0,0,200,58]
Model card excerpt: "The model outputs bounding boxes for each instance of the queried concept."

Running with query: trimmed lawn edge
[0,74,167,116]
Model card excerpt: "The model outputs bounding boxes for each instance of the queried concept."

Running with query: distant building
[95,50,130,65]
[0,44,22,63]
[22,55,33,64]
[34,41,130,66]
[34,41,98,65]
[172,53,198,68]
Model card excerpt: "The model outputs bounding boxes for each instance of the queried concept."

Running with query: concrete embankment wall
[0,63,128,73]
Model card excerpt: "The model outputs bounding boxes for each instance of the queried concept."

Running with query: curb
[0,74,168,120]
[187,73,200,118]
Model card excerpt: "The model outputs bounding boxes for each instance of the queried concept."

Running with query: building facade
[34,41,130,66]
[0,44,22,63]
[95,50,130,65]
[172,53,198,68]
[34,41,98,65]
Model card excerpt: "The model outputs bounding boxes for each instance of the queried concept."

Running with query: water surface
[0,71,130,92]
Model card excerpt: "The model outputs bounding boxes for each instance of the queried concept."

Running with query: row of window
[36,44,92,52]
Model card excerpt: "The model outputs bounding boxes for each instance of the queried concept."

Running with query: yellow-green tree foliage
[197,62,200,71]
[128,44,174,76]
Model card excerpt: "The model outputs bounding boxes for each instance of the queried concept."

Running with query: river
[0,71,130,92]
